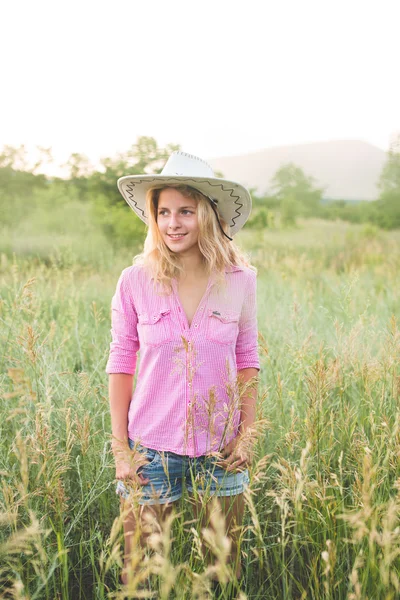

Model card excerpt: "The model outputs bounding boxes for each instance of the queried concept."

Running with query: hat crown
[161,151,215,178]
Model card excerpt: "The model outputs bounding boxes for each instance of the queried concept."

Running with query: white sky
[1,0,399,175]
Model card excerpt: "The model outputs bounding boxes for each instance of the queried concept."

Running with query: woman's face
[157,188,200,255]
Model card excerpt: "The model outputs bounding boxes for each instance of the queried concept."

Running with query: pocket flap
[139,309,171,324]
[208,309,240,323]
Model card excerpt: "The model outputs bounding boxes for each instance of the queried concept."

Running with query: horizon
[1,136,393,179]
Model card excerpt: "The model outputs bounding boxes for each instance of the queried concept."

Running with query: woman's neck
[178,249,207,279]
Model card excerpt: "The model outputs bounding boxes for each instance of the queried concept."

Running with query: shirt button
[194,323,198,328]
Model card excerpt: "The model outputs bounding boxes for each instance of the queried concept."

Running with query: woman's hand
[113,444,150,486]
[217,429,256,472]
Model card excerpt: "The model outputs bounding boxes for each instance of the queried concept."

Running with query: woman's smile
[167,233,187,239]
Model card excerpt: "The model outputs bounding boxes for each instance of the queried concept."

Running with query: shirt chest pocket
[205,310,240,346]
[137,309,172,347]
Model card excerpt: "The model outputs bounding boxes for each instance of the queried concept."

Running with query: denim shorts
[116,439,250,505]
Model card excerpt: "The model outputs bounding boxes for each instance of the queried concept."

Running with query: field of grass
[1,216,400,599]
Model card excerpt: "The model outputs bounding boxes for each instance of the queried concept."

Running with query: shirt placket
[187,339,196,454]
[172,278,214,456]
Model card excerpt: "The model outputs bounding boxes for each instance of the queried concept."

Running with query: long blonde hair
[134,184,253,290]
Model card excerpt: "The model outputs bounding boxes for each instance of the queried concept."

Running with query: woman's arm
[237,367,259,435]
[109,373,150,484]
[109,373,134,456]
[235,270,260,435]
[221,269,260,471]
[106,269,147,482]
[106,268,139,452]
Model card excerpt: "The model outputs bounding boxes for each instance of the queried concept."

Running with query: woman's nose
[168,213,181,229]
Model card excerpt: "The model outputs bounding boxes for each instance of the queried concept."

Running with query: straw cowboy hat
[117,151,252,237]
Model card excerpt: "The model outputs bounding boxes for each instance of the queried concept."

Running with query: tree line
[1,135,400,248]
[247,135,400,230]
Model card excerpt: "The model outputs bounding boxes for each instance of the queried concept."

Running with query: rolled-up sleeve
[235,270,260,371]
[105,268,139,375]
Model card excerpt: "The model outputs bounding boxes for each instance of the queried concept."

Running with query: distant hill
[208,140,387,201]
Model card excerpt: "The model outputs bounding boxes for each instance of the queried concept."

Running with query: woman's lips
[167,233,187,240]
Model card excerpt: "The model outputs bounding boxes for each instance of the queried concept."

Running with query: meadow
[1,208,400,599]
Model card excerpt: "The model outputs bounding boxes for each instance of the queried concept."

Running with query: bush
[91,194,146,250]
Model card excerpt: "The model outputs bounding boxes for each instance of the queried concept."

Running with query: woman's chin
[164,237,189,253]
[167,245,187,254]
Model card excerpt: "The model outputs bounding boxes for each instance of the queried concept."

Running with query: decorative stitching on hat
[176,152,213,171]
[203,181,244,229]
[124,183,147,218]
[123,178,244,228]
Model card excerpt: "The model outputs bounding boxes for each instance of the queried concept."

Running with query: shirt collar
[224,265,243,273]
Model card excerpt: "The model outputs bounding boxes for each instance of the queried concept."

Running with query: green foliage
[318,199,379,225]
[63,152,93,179]
[251,190,280,210]
[375,136,400,229]
[375,192,400,229]
[249,164,324,229]
[0,166,47,226]
[280,192,300,226]
[92,194,146,250]
[271,162,324,220]
[62,153,93,200]
[246,137,400,232]
[246,207,277,229]
[378,135,400,194]
[0,184,115,269]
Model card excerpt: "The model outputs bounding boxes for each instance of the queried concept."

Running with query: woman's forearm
[237,367,259,434]
[109,373,134,455]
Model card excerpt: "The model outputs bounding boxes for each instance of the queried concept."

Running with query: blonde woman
[106,152,260,595]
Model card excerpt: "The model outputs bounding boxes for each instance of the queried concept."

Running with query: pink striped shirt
[105,264,260,457]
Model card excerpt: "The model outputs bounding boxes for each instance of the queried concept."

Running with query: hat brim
[117,175,252,236]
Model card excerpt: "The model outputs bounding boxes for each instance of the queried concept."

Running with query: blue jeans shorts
[116,439,250,505]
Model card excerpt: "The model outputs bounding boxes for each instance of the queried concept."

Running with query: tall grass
[1,219,400,599]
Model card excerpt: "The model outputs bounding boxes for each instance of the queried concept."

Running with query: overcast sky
[1,0,399,175]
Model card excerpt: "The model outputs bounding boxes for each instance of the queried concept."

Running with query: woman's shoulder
[119,263,149,282]
[225,264,257,280]
[115,264,154,295]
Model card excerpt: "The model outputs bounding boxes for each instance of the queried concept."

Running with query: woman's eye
[158,209,193,216]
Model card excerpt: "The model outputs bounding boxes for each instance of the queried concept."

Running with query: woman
[105,151,260,593]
